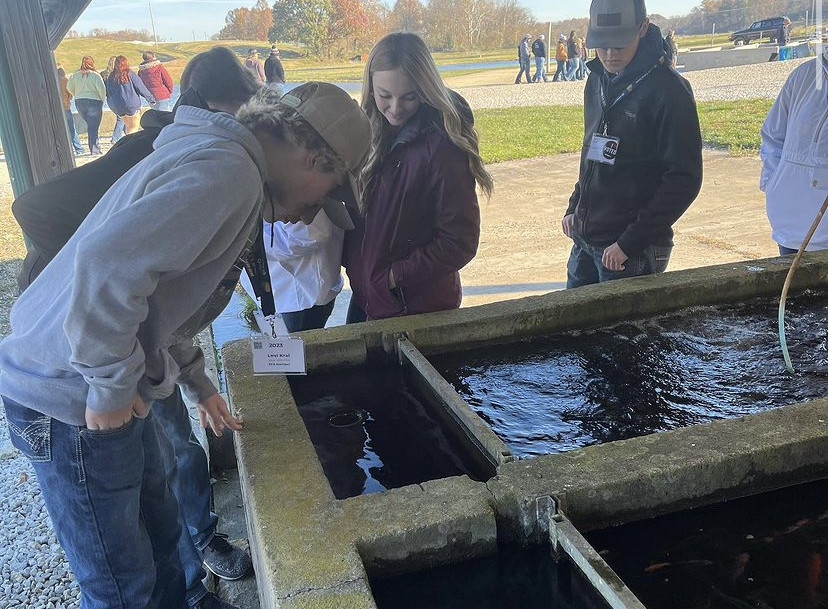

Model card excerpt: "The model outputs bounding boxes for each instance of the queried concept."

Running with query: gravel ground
[455,57,811,109]
[0,56,814,608]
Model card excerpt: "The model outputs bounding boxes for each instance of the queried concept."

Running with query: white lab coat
[760,54,828,251]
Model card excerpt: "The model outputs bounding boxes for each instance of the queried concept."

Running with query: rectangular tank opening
[584,478,828,609]
[430,290,828,457]
[288,359,494,499]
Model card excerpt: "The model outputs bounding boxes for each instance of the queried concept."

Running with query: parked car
[729,17,786,45]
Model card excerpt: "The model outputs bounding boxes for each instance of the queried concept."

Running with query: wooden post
[0,0,76,199]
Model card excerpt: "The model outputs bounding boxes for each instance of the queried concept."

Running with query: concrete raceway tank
[221,253,828,608]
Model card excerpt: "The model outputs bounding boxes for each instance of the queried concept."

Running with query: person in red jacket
[138,51,174,111]
[344,32,493,322]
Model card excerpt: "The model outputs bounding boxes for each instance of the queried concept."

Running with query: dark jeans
[779,245,799,255]
[3,397,186,609]
[515,58,532,83]
[281,299,336,333]
[566,231,673,288]
[153,389,214,606]
[345,298,367,324]
[74,98,103,152]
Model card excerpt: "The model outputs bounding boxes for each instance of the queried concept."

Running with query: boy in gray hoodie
[0,82,370,609]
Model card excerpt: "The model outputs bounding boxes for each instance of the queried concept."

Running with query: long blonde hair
[360,32,493,200]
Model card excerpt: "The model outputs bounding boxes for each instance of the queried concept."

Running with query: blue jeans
[281,299,336,333]
[75,98,103,152]
[515,58,532,83]
[112,115,126,143]
[153,389,216,606]
[779,245,798,255]
[553,60,569,81]
[566,230,673,288]
[533,57,548,82]
[3,397,186,609]
[64,109,84,153]
[566,58,578,80]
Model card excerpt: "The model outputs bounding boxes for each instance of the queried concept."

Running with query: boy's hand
[197,393,243,437]
[85,395,148,431]
[602,242,629,271]
[561,214,575,239]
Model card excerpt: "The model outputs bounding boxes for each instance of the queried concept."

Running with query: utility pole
[148,0,158,46]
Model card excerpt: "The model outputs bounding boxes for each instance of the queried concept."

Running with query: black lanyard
[599,58,662,135]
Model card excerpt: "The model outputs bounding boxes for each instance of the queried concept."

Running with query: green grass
[475,98,774,163]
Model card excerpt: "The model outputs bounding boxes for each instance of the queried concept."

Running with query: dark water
[210,290,255,392]
[587,479,828,609]
[289,365,482,499]
[370,544,611,609]
[433,291,828,457]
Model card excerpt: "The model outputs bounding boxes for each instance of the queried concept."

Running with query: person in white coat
[242,209,345,332]
[760,52,828,255]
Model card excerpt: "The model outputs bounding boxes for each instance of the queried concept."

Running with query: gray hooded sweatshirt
[0,105,267,425]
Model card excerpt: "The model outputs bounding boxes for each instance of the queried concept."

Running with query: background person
[777,16,791,46]
[101,55,125,143]
[138,50,174,111]
[57,65,84,155]
[561,0,702,287]
[244,48,266,83]
[105,55,155,135]
[760,51,828,255]
[264,44,286,95]
[664,29,678,68]
[553,34,569,81]
[66,55,105,154]
[531,34,548,82]
[344,32,493,323]
[566,30,581,80]
[514,34,533,84]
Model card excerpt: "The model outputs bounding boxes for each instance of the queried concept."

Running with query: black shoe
[192,592,240,609]
[202,533,253,580]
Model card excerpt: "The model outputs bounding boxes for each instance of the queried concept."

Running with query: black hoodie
[565,24,702,255]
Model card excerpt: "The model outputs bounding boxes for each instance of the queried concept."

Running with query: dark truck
[729,17,785,45]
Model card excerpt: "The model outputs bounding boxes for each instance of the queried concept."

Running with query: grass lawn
[475,98,774,163]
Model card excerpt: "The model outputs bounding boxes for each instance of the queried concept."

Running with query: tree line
[213,0,536,56]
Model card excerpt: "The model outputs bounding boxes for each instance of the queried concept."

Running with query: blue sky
[71,0,702,42]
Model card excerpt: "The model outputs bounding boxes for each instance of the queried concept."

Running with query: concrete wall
[681,40,816,72]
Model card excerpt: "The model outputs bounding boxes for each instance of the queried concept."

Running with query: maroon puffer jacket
[344,104,480,320]
[137,60,173,101]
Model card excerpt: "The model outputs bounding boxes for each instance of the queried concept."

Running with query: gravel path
[454,57,811,109]
[0,55,814,608]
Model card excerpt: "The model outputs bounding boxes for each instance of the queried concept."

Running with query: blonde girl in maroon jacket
[344,32,493,322]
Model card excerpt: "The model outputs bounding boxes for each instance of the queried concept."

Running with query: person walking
[57,65,84,155]
[577,36,590,79]
[553,34,569,81]
[264,44,286,95]
[0,80,370,609]
[345,32,493,323]
[138,51,174,111]
[531,34,549,82]
[561,0,702,287]
[106,55,156,135]
[664,29,678,68]
[101,56,126,143]
[760,51,828,255]
[777,16,792,46]
[66,56,106,154]
[244,48,266,83]
[514,34,533,84]
[566,31,581,80]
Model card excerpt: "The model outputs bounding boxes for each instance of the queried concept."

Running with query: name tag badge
[251,337,306,375]
[251,311,305,375]
[587,134,621,165]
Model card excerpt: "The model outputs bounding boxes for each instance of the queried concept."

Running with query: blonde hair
[360,32,493,199]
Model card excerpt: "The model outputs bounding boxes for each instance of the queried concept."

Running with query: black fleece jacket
[565,24,702,254]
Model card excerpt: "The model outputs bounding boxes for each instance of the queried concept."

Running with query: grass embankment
[56,38,516,84]
[475,98,774,163]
